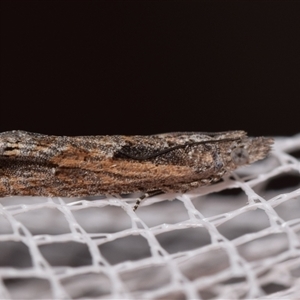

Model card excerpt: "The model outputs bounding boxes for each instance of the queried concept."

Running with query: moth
[0,130,273,210]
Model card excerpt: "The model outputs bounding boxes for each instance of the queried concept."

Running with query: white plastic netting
[1,134,300,300]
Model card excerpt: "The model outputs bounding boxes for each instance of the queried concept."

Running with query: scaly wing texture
[0,130,273,196]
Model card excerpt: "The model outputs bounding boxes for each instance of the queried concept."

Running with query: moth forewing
[0,130,273,210]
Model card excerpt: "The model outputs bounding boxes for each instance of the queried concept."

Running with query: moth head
[231,147,249,165]
[230,136,273,167]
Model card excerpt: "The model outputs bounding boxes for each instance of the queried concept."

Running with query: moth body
[0,130,273,206]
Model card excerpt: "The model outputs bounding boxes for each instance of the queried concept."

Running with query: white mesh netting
[1,134,300,299]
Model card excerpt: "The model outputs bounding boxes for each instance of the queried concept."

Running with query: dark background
[1,1,299,137]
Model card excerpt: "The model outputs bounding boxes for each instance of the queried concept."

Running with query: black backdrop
[1,1,299,137]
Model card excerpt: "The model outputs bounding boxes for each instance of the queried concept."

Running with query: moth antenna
[133,190,163,211]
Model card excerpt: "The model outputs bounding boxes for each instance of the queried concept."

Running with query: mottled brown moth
[0,130,273,210]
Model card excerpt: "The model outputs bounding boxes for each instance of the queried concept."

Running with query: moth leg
[133,190,164,211]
